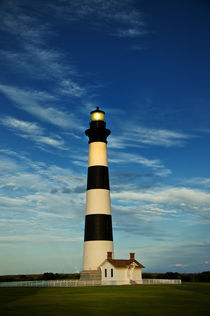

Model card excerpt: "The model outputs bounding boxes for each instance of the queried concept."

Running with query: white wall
[88,142,108,167]
[100,261,143,285]
[101,261,115,283]
[83,241,114,271]
[131,267,143,284]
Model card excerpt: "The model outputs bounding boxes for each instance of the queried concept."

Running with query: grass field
[0,283,210,316]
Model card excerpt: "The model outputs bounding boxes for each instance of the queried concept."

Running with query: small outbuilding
[99,252,145,285]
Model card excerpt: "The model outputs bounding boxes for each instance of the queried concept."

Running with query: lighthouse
[81,107,114,279]
[80,107,145,284]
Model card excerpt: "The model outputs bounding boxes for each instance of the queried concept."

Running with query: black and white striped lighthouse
[82,107,114,272]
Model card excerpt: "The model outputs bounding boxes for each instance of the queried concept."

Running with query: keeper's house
[99,252,145,285]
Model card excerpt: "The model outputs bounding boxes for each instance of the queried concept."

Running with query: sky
[0,0,210,275]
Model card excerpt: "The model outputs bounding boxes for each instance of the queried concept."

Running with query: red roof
[107,259,145,269]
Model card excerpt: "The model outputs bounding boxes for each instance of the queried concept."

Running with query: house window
[105,269,107,278]
[111,268,113,278]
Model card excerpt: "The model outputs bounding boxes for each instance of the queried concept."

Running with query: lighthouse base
[80,270,101,281]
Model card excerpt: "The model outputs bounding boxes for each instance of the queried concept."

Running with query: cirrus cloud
[1,116,66,150]
[111,186,210,219]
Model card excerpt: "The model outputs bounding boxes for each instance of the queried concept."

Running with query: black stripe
[87,166,110,190]
[85,121,111,144]
[84,214,113,241]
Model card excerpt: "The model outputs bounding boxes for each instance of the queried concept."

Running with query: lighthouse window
[111,268,113,278]
[105,269,107,278]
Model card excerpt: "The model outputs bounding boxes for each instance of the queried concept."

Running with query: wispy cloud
[184,177,210,188]
[59,79,86,98]
[2,116,44,135]
[0,1,88,98]
[0,150,86,242]
[1,116,66,150]
[0,235,82,243]
[0,196,27,207]
[109,125,190,149]
[47,0,147,38]
[0,219,27,223]
[111,186,210,220]
[0,84,83,130]
[0,149,86,202]
[139,241,210,272]
[109,151,171,177]
[0,1,49,44]
[0,46,85,97]
[114,28,148,38]
[0,83,54,104]
[132,126,190,147]
[171,263,188,268]
[113,203,177,218]
[0,0,148,123]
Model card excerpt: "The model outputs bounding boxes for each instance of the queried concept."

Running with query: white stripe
[88,142,108,167]
[85,189,111,215]
[83,240,114,271]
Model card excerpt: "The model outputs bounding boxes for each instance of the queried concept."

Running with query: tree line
[0,271,210,283]
[142,271,210,282]
[0,272,80,282]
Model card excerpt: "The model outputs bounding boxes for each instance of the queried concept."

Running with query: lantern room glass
[91,111,105,121]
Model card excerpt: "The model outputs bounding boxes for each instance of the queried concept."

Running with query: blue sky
[0,0,210,275]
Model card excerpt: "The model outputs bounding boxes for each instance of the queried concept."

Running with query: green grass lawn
[0,283,210,316]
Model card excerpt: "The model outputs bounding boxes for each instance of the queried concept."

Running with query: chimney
[107,252,112,259]
[130,252,135,260]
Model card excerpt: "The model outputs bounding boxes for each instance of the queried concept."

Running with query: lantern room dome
[91,106,105,121]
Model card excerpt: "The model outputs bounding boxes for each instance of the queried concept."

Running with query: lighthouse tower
[81,107,114,277]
